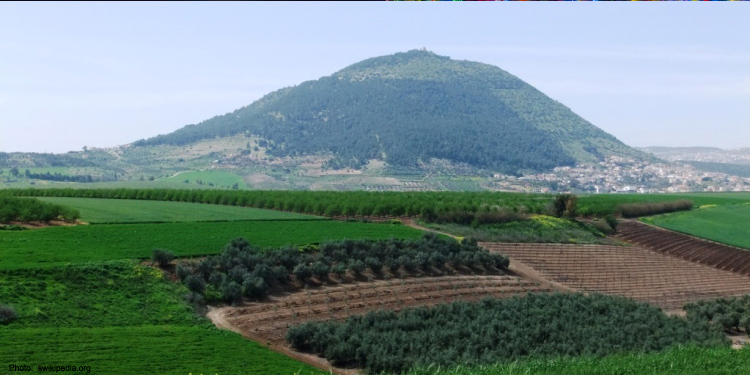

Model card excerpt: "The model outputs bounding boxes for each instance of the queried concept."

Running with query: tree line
[176,234,509,306]
[1,188,695,221]
[2,188,553,221]
[0,196,80,223]
[23,170,95,183]
[286,293,727,373]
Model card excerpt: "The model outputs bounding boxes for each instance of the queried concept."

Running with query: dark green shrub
[311,261,330,280]
[175,263,190,281]
[605,215,618,231]
[331,262,347,278]
[242,277,268,300]
[0,304,17,324]
[293,264,312,282]
[348,259,366,275]
[222,281,242,305]
[151,248,174,267]
[365,257,383,273]
[184,274,205,294]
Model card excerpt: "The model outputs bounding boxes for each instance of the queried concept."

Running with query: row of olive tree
[287,293,727,373]
[685,295,750,334]
[176,234,509,305]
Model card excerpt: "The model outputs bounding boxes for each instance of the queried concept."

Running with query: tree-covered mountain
[134,50,648,175]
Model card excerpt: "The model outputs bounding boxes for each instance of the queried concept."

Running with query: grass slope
[642,204,750,250]
[0,262,325,375]
[0,221,423,269]
[36,197,321,223]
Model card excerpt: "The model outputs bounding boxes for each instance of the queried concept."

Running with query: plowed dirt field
[616,220,750,276]
[481,242,750,310]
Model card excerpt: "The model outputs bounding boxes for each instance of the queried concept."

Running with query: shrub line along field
[481,242,750,310]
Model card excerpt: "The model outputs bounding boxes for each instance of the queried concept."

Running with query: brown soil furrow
[614,220,750,277]
[206,272,556,374]
[481,242,750,310]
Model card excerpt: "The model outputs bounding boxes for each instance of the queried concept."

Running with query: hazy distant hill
[135,50,648,175]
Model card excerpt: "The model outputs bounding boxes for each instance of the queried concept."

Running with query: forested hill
[135,50,648,174]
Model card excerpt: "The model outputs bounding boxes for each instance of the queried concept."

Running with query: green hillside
[135,50,648,174]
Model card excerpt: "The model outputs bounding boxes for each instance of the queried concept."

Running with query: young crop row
[285,293,728,374]
[178,234,509,306]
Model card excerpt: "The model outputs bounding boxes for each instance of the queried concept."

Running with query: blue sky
[1,2,748,153]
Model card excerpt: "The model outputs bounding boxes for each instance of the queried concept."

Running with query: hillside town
[511,157,750,194]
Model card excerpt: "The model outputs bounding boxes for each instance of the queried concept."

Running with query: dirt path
[205,270,554,375]
[400,218,463,240]
[207,306,360,375]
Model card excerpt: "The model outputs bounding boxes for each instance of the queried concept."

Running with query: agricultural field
[641,204,750,250]
[615,221,750,277]
[482,242,750,310]
[577,192,750,216]
[155,170,248,189]
[1,326,327,375]
[2,191,749,374]
[285,293,726,373]
[211,274,553,351]
[422,215,614,244]
[35,197,321,223]
[0,262,326,375]
[404,346,750,375]
[0,220,422,270]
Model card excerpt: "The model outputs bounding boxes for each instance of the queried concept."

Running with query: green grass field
[0,262,198,328]
[642,204,750,250]
[577,192,750,216]
[0,220,423,269]
[1,325,326,375]
[405,346,750,375]
[422,215,611,244]
[157,170,248,189]
[36,197,321,223]
[0,262,325,375]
